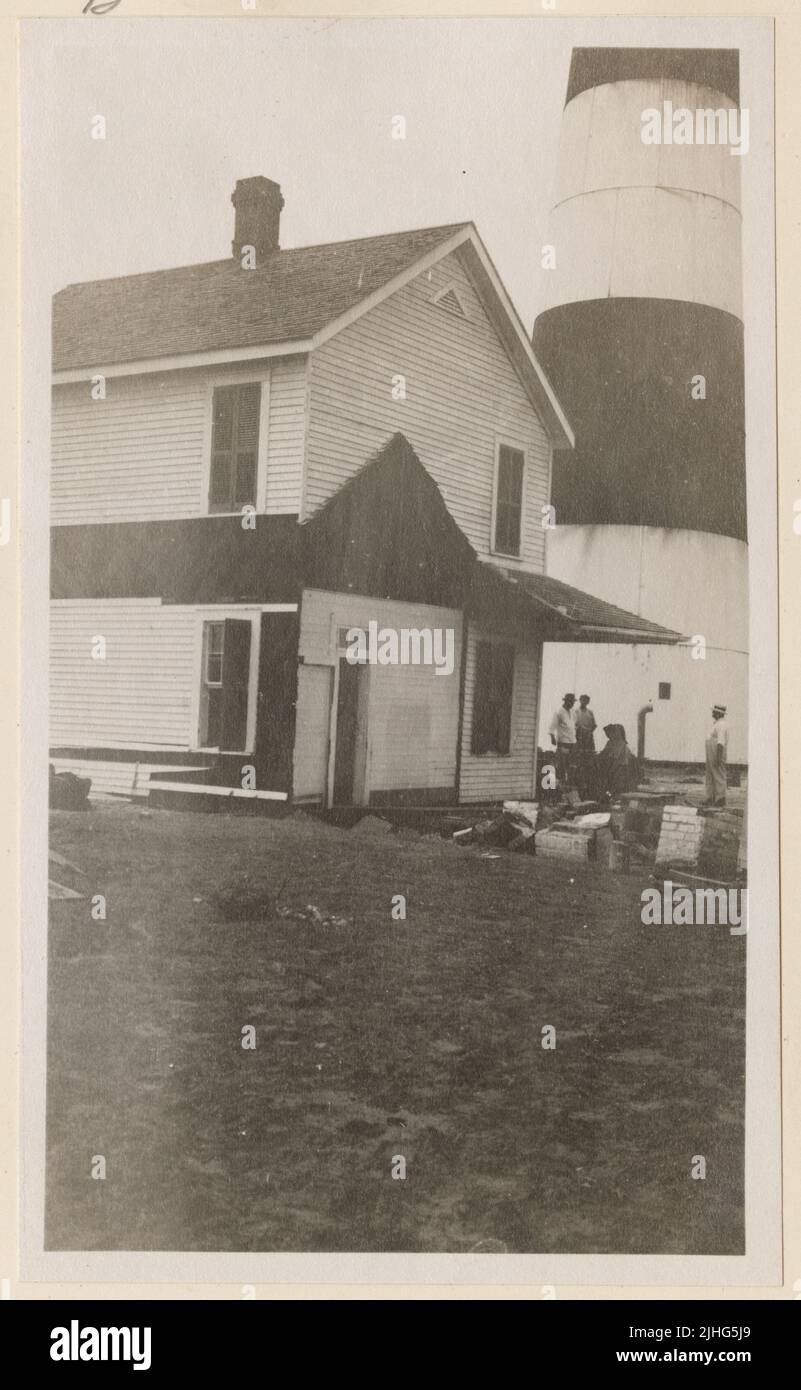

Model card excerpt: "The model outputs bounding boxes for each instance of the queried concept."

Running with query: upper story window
[209,382,262,513]
[492,444,525,558]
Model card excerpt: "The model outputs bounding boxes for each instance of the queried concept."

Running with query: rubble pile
[452,800,541,852]
[452,794,622,864]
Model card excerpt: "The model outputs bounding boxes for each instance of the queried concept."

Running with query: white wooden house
[50,177,681,807]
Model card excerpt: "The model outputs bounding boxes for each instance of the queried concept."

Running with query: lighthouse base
[538,526,748,765]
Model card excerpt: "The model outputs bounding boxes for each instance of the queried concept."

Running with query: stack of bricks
[655,804,745,879]
[655,805,704,869]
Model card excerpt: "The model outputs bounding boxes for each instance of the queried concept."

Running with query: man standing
[705,703,729,806]
[549,692,577,789]
[574,693,597,797]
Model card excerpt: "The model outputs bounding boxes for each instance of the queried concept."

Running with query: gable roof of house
[305,432,684,645]
[303,432,475,610]
[52,221,574,447]
[53,223,466,372]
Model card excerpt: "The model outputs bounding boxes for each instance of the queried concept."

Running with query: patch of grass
[210,874,288,923]
[46,803,745,1254]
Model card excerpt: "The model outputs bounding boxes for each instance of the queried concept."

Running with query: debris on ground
[608,840,631,872]
[277,905,353,927]
[49,849,87,876]
[349,815,393,836]
[502,800,540,828]
[453,796,617,856]
[211,876,352,927]
[210,875,288,922]
[48,848,87,899]
[618,791,684,851]
[655,803,745,881]
[535,821,614,866]
[49,766,91,811]
[48,880,85,900]
[453,801,541,852]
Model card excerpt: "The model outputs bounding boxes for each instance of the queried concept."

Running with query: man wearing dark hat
[574,693,597,797]
[705,704,729,806]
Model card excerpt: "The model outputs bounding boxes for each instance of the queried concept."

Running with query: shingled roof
[52,223,468,372]
[307,431,683,646]
[478,563,686,644]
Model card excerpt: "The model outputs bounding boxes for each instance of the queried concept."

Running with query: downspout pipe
[637,702,654,764]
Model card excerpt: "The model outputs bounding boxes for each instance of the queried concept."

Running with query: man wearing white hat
[705,704,729,806]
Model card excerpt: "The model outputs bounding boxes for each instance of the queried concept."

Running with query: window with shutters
[492,444,525,558]
[198,617,253,751]
[471,640,515,755]
[208,382,262,513]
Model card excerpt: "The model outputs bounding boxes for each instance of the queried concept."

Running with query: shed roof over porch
[471,562,685,645]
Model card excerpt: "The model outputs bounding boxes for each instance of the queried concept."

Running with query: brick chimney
[231,177,284,264]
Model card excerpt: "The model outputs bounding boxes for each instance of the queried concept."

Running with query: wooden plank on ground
[147,781,288,802]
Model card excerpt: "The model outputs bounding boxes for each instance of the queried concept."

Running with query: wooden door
[332,658,369,806]
[293,664,333,802]
[218,618,251,751]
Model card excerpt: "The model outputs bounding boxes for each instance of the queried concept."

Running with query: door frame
[293,660,335,805]
[185,603,298,755]
[326,631,371,807]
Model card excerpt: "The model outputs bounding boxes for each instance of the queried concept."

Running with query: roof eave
[558,623,686,645]
[454,233,575,450]
[52,337,314,383]
[51,225,576,452]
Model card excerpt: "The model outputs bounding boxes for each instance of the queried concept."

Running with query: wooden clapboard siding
[265,355,307,513]
[298,589,462,797]
[50,599,197,748]
[304,250,551,572]
[52,374,207,524]
[51,357,307,525]
[459,621,541,803]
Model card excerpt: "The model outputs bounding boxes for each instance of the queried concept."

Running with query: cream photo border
[2,1,794,1302]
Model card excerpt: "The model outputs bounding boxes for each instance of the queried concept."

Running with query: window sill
[206,510,259,519]
[193,746,254,757]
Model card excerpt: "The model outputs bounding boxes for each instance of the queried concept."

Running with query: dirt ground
[45,803,745,1254]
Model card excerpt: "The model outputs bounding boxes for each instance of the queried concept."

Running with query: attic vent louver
[433,285,468,318]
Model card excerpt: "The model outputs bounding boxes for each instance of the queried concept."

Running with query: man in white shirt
[705,703,729,806]
[549,692,577,790]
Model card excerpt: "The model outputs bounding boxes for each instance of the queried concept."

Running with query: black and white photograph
[19,14,780,1285]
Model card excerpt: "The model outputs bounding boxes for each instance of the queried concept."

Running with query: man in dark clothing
[574,694,597,797]
[595,724,640,798]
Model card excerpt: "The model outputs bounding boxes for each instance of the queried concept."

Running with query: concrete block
[535,828,592,861]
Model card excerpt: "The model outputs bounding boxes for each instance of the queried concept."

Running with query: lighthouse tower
[534,48,748,765]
